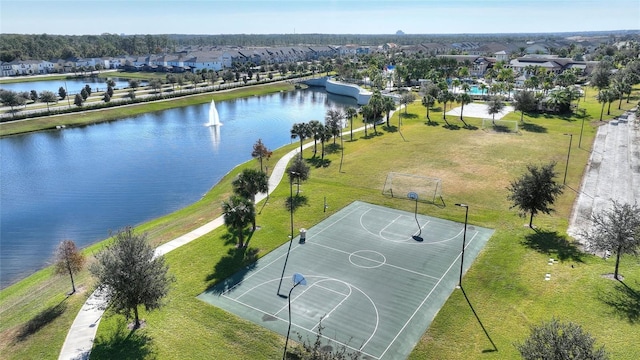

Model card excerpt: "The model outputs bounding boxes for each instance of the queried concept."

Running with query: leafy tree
[287,155,310,195]
[106,79,116,88]
[590,63,612,90]
[54,240,85,294]
[149,79,163,94]
[58,86,67,100]
[516,318,608,360]
[39,90,57,112]
[128,79,140,90]
[399,91,416,115]
[84,84,92,96]
[291,122,311,158]
[221,195,256,248]
[325,108,344,144]
[513,90,537,123]
[90,227,174,329]
[80,88,89,101]
[232,169,269,206]
[292,317,362,359]
[30,90,38,102]
[487,96,505,124]
[74,93,84,107]
[345,107,358,141]
[580,201,640,280]
[128,90,136,100]
[251,138,272,172]
[103,93,111,103]
[507,162,564,228]
[106,85,114,97]
[0,89,25,113]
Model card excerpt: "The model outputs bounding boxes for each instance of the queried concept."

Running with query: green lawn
[1,87,638,359]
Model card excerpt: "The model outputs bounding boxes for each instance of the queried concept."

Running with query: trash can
[299,228,307,244]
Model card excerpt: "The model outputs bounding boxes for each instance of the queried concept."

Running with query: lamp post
[578,117,585,149]
[277,171,298,296]
[455,203,469,288]
[283,273,307,360]
[563,133,573,185]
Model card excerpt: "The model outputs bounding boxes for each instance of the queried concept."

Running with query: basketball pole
[455,203,469,288]
[277,171,298,297]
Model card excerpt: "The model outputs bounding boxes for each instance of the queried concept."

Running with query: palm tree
[360,105,373,137]
[308,120,323,157]
[456,92,471,127]
[382,96,396,127]
[421,95,435,123]
[345,107,358,141]
[232,169,269,205]
[437,90,453,126]
[596,89,610,121]
[222,195,256,248]
[290,122,311,158]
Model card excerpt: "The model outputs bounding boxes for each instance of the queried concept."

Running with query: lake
[0,87,357,288]
[0,76,144,96]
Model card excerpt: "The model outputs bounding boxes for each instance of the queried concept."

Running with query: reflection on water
[0,88,357,288]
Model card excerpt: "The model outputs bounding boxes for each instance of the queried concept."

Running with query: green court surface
[198,201,494,359]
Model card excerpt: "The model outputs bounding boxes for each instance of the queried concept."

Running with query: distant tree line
[1,31,637,63]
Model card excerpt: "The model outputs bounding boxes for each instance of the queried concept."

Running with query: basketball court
[198,201,494,359]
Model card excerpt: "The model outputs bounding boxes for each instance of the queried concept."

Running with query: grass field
[1,86,638,359]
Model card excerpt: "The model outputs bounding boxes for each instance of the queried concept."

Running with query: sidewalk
[58,121,372,360]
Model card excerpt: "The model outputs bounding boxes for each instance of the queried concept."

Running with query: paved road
[567,109,640,250]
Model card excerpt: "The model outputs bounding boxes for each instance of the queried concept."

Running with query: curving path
[58,122,372,360]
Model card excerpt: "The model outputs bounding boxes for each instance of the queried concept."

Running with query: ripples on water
[0,88,357,288]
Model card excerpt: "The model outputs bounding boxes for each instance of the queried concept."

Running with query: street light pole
[578,117,585,149]
[283,273,307,360]
[563,133,573,185]
[455,203,469,288]
[277,171,298,296]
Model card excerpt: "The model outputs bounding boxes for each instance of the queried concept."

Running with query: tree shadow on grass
[286,194,308,212]
[401,113,418,119]
[383,125,398,133]
[307,157,331,168]
[443,123,461,130]
[425,120,439,126]
[91,318,157,360]
[522,230,584,263]
[598,280,640,324]
[17,298,68,341]
[522,122,547,133]
[325,143,341,154]
[463,124,479,130]
[205,246,259,295]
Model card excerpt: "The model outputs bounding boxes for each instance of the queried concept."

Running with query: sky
[1,0,639,36]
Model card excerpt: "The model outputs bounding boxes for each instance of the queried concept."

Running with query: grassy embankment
[1,86,639,359]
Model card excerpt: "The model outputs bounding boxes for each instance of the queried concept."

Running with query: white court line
[378,229,481,359]
[220,275,381,359]
[310,279,353,331]
[304,204,366,243]
[309,241,440,280]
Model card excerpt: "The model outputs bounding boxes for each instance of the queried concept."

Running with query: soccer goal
[481,118,519,133]
[382,172,444,205]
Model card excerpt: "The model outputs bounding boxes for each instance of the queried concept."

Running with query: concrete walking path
[58,123,370,360]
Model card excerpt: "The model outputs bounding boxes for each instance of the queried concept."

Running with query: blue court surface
[198,201,494,359]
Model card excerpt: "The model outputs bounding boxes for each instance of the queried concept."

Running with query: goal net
[382,172,443,204]
[481,118,519,133]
